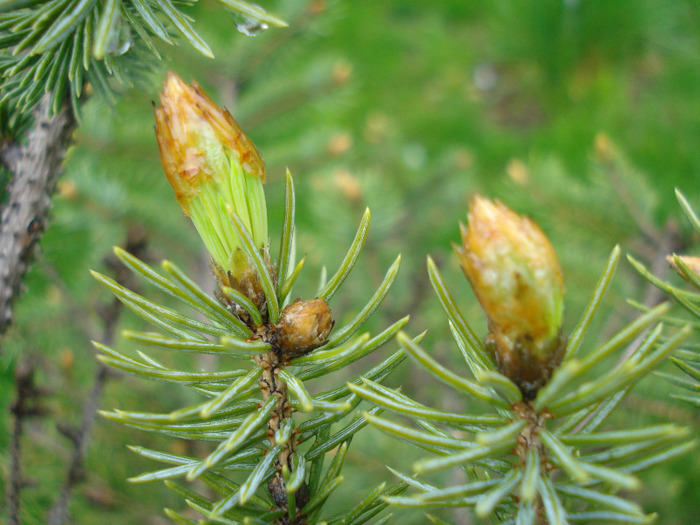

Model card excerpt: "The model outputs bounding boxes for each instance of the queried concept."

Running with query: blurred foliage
[2,0,700,523]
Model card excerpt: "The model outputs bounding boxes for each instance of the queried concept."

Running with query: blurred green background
[2,0,700,523]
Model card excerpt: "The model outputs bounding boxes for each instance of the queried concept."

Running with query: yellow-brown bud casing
[455,196,565,398]
[154,71,269,289]
[155,71,265,214]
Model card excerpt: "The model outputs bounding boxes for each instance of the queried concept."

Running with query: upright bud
[154,72,268,283]
[455,196,565,398]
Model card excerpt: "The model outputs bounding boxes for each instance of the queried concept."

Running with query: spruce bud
[455,196,565,398]
[275,298,334,359]
[154,71,268,282]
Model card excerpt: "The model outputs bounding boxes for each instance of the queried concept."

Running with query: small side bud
[455,196,565,398]
[274,298,334,359]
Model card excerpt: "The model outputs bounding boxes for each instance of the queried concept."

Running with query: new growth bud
[455,196,565,398]
[274,298,334,359]
[154,71,268,281]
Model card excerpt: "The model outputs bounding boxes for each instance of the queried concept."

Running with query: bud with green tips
[455,196,565,397]
[154,71,269,290]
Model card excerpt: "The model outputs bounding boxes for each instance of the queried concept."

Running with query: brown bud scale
[272,298,334,360]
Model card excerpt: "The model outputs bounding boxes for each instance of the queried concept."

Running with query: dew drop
[105,17,133,56]
[233,5,270,36]
[111,24,133,56]
[235,15,269,36]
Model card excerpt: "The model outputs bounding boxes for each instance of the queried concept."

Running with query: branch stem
[256,351,309,525]
[513,402,551,525]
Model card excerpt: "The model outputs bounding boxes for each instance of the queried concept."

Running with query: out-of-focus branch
[617,220,682,364]
[0,95,75,336]
[47,229,148,525]
[7,358,50,525]
[595,134,663,247]
[47,364,110,525]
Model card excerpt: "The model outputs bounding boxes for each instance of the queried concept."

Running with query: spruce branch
[355,198,695,524]
[95,74,405,523]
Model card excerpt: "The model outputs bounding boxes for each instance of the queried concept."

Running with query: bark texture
[0,95,75,336]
